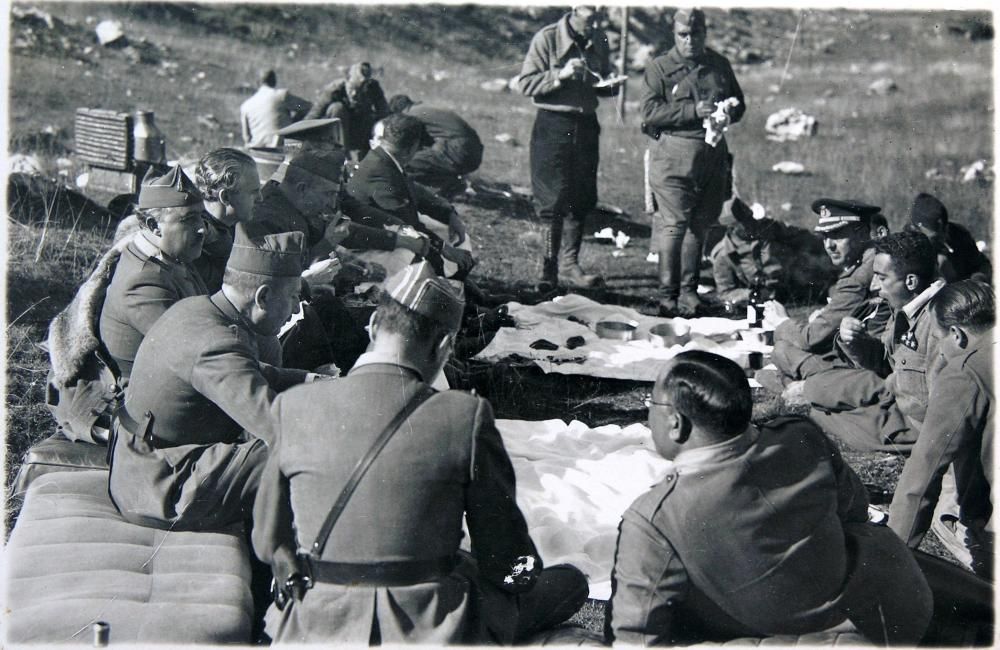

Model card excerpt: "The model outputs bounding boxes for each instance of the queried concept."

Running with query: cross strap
[310,385,434,557]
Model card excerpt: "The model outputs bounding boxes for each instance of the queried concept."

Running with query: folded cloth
[476,294,771,383]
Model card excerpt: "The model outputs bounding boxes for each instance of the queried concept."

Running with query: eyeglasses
[643,397,671,408]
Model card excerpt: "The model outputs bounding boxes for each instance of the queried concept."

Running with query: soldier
[642,8,744,316]
[240,68,309,148]
[108,231,317,531]
[516,5,624,290]
[803,231,945,454]
[762,199,885,389]
[193,148,262,292]
[905,192,992,284]
[99,166,208,382]
[387,93,484,198]
[890,280,994,579]
[305,61,389,161]
[252,261,588,643]
[606,351,932,645]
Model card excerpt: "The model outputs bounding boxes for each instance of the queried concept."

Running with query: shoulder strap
[310,386,434,557]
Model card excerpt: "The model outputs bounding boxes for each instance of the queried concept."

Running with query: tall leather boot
[657,226,687,317]
[538,216,562,293]
[558,217,602,289]
[678,228,706,315]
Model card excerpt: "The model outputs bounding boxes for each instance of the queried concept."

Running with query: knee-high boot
[558,217,601,288]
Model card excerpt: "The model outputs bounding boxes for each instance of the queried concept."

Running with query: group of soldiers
[33,3,995,646]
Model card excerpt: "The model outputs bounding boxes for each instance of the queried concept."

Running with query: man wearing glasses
[517,5,625,290]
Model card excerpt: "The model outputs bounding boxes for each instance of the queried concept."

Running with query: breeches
[649,135,731,246]
[529,109,600,222]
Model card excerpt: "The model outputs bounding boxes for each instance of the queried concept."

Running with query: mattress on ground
[4,469,253,644]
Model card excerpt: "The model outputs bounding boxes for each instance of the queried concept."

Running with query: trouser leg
[512,565,590,642]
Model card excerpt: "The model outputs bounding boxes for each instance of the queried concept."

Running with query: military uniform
[641,12,744,313]
[606,417,932,646]
[304,74,388,158]
[99,232,208,382]
[108,234,310,531]
[804,280,946,454]
[405,104,484,197]
[193,214,233,293]
[890,335,995,578]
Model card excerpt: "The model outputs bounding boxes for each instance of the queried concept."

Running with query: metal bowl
[595,320,637,341]
[647,322,690,347]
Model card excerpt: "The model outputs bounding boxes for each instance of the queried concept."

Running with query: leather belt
[114,406,171,449]
[301,555,458,587]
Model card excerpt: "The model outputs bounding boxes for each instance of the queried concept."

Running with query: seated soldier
[708,197,836,306]
[802,231,945,454]
[193,148,262,292]
[252,261,588,644]
[99,166,208,382]
[387,94,484,198]
[345,113,475,279]
[905,192,992,284]
[108,231,318,531]
[305,61,388,161]
[890,279,995,579]
[606,350,932,646]
[762,199,883,385]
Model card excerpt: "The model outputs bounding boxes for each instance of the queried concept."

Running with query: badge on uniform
[899,330,918,350]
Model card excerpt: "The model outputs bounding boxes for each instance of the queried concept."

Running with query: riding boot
[657,227,688,317]
[678,228,706,314]
[538,216,563,292]
[558,217,602,288]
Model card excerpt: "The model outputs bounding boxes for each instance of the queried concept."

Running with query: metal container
[133,110,166,164]
[595,320,637,341]
[647,322,690,347]
[92,621,110,647]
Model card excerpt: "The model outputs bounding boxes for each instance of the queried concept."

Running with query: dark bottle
[747,271,766,328]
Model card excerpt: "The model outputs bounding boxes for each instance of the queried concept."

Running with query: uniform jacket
[641,46,745,140]
[890,335,995,548]
[99,235,207,381]
[709,225,783,303]
[841,280,945,427]
[252,359,539,643]
[345,146,454,235]
[940,222,992,283]
[304,78,388,151]
[607,417,925,646]
[193,215,233,293]
[516,13,617,114]
[240,85,309,148]
[123,292,307,448]
[408,105,484,171]
[774,246,876,354]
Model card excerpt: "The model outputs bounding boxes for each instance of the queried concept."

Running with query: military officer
[762,199,886,391]
[890,280,994,579]
[905,192,992,284]
[252,261,588,644]
[606,351,932,645]
[108,231,315,531]
[642,8,744,316]
[99,166,208,381]
[304,61,389,160]
[802,230,945,454]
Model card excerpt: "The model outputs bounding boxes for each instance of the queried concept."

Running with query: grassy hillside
[5,2,992,587]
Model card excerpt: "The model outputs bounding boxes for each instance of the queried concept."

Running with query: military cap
[811,198,880,233]
[273,147,345,183]
[277,118,341,141]
[909,192,949,232]
[718,197,756,228]
[384,260,465,330]
[137,165,202,209]
[227,230,305,278]
[388,94,420,114]
[673,8,706,31]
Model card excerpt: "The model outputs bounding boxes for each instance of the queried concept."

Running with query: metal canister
[92,621,110,647]
[133,111,166,164]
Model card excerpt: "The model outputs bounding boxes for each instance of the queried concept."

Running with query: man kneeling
[109,232,312,531]
[253,261,588,644]
[606,351,932,645]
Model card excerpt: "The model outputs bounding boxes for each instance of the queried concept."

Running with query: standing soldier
[642,8,744,316]
[517,5,624,290]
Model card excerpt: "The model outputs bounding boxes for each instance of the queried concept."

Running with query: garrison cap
[811,198,880,233]
[273,147,346,183]
[388,94,420,114]
[718,197,755,228]
[909,192,949,232]
[227,230,305,278]
[137,165,202,209]
[673,8,706,31]
[384,260,465,330]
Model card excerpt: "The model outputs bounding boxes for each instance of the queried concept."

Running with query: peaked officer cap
[227,230,306,278]
[276,118,341,140]
[811,198,880,233]
[384,260,465,330]
[137,165,203,209]
[909,192,949,232]
[273,147,345,183]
